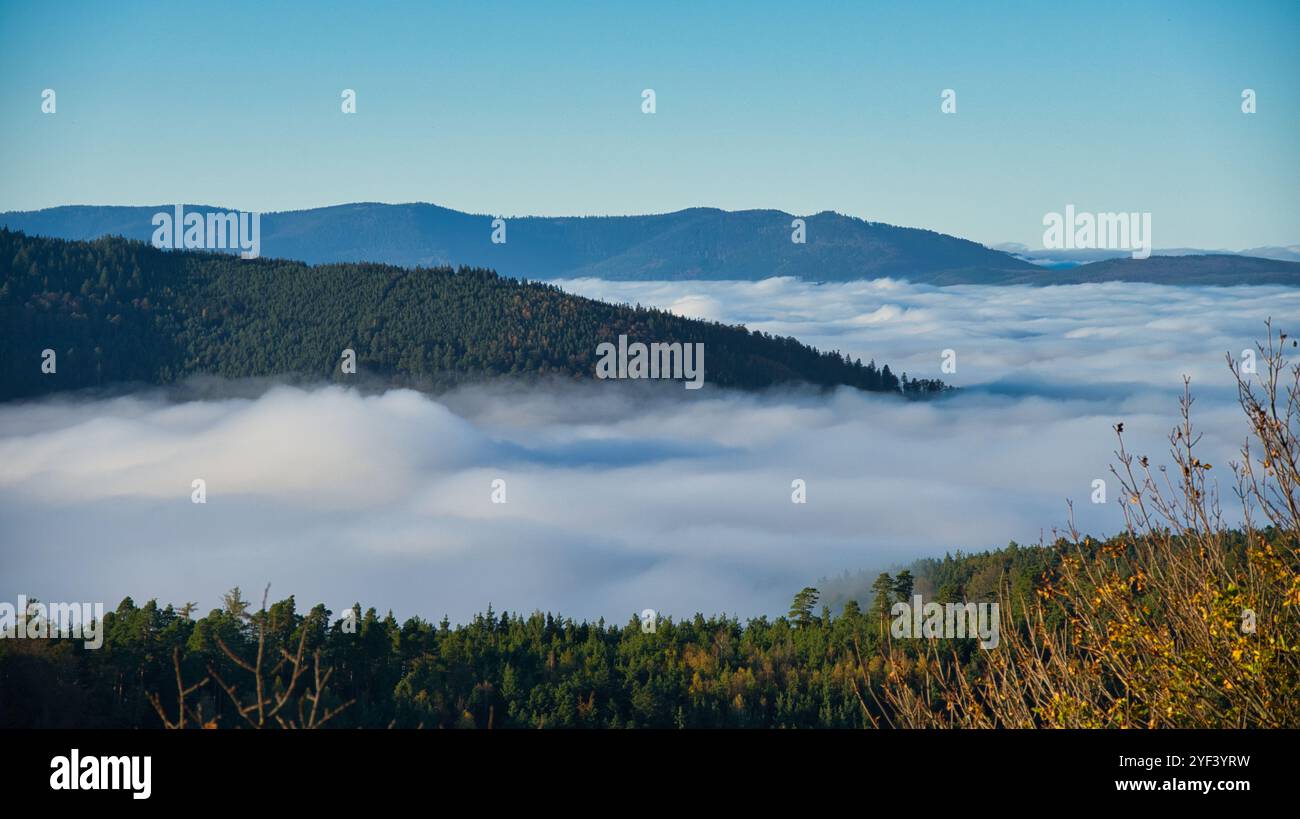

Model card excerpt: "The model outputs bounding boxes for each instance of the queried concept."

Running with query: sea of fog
[1,279,1296,625]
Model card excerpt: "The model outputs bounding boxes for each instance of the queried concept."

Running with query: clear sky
[1,0,1296,248]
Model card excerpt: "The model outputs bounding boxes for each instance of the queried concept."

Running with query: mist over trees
[7,326,1295,729]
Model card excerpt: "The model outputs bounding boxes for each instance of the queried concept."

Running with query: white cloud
[0,279,1292,624]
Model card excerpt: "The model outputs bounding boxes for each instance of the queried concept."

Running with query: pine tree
[893,570,914,602]
[787,587,820,628]
[870,573,896,634]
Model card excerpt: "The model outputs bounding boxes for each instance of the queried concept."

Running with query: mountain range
[5,203,1298,286]
[992,242,1300,267]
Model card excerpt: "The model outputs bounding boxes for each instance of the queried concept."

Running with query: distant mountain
[995,243,1300,267]
[0,203,1036,283]
[1240,245,1300,263]
[1006,254,1300,286]
[3,203,1297,286]
[0,229,945,401]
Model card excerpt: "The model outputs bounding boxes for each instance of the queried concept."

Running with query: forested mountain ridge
[5,202,1299,285]
[0,229,943,400]
[1010,253,1300,286]
[0,202,1040,283]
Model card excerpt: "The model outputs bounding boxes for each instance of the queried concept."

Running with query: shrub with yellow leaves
[875,322,1300,728]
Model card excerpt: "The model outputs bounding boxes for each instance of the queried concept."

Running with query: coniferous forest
[2,524,1295,730]
[0,547,1036,730]
[0,229,946,400]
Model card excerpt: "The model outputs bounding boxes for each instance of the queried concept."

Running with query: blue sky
[1,0,1297,248]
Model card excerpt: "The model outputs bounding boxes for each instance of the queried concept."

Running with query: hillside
[5,202,1299,285]
[0,203,1041,283]
[1014,253,1300,286]
[0,229,943,401]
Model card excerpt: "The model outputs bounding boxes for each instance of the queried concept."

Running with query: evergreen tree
[870,573,896,634]
[787,587,820,628]
[893,570,915,602]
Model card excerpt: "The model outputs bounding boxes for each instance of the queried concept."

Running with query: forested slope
[0,229,944,400]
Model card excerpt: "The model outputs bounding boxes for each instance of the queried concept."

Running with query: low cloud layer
[1,280,1293,624]
[556,277,1298,404]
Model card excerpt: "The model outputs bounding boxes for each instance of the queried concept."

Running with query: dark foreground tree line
[2,510,1293,729]
[0,538,1133,730]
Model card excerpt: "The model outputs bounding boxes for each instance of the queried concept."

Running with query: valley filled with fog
[2,279,1294,624]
